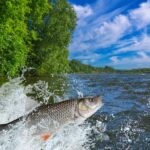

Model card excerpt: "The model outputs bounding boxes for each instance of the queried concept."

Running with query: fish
[0,96,103,141]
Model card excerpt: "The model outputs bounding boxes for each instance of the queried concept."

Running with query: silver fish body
[28,99,78,126]
[27,96,103,136]
[0,96,103,139]
[26,99,78,135]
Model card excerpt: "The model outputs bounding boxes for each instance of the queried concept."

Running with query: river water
[0,73,150,150]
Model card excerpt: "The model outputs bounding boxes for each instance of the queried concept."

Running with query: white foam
[0,77,27,124]
[0,119,94,150]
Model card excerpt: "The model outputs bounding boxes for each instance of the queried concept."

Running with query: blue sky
[68,0,150,69]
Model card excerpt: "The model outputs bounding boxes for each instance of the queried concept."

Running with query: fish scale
[28,99,78,126]
[23,100,79,136]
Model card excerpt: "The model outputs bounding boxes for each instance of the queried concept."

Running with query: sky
[68,0,150,69]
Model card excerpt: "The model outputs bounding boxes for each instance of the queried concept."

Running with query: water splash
[0,120,94,150]
[27,80,55,104]
[0,76,105,150]
[0,77,27,124]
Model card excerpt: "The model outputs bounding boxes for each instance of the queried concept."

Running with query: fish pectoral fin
[41,132,53,141]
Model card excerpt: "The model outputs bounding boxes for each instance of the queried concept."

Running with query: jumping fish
[0,96,103,141]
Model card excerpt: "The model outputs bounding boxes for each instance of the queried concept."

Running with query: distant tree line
[120,68,150,74]
[69,60,150,74]
[69,60,116,73]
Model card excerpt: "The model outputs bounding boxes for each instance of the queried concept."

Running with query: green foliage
[69,60,116,73]
[28,0,76,75]
[28,0,51,42]
[0,0,30,76]
[38,47,69,75]
[0,0,76,77]
[69,60,96,73]
[120,68,150,74]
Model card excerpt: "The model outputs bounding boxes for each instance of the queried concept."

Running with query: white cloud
[72,4,93,27]
[70,14,131,52]
[73,5,93,19]
[116,34,150,53]
[70,0,130,52]
[138,51,150,59]
[74,53,101,64]
[94,15,131,47]
[70,1,150,52]
[110,52,150,69]
[130,1,150,29]
[110,56,119,63]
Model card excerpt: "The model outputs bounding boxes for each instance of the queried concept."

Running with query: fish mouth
[75,98,103,119]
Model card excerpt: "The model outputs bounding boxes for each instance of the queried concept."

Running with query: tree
[38,46,69,74]
[28,0,76,75]
[0,0,76,77]
[0,0,30,76]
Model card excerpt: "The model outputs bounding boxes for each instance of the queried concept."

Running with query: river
[0,73,150,150]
